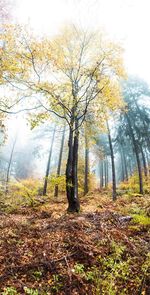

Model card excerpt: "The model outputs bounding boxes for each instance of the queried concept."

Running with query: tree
[54,124,66,197]
[84,131,90,195]
[104,156,109,187]
[124,111,143,194]
[115,125,129,181]
[43,125,56,196]
[106,121,117,200]
[99,160,104,188]
[122,77,150,151]
[118,77,150,194]
[2,25,125,211]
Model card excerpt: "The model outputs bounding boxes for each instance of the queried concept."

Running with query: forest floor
[0,190,150,295]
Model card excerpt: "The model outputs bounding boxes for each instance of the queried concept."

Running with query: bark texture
[66,119,80,212]
[84,134,89,195]
[107,121,117,201]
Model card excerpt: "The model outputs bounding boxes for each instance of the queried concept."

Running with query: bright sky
[14,0,150,82]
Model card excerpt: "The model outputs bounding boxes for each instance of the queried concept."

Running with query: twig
[0,253,76,282]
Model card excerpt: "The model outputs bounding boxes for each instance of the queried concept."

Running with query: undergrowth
[0,172,149,294]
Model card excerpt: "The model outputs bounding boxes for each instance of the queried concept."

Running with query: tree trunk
[72,119,80,210]
[5,136,17,194]
[120,146,128,181]
[122,147,128,181]
[120,148,125,182]
[54,124,66,197]
[100,161,104,188]
[141,147,148,178]
[104,157,108,187]
[145,148,150,176]
[107,121,117,201]
[66,119,80,212]
[84,133,89,195]
[43,125,56,196]
[66,126,73,209]
[125,113,144,194]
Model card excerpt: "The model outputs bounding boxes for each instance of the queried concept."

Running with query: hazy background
[14,0,150,83]
[2,0,150,180]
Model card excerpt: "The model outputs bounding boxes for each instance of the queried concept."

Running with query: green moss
[132,214,150,226]
[2,287,18,295]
